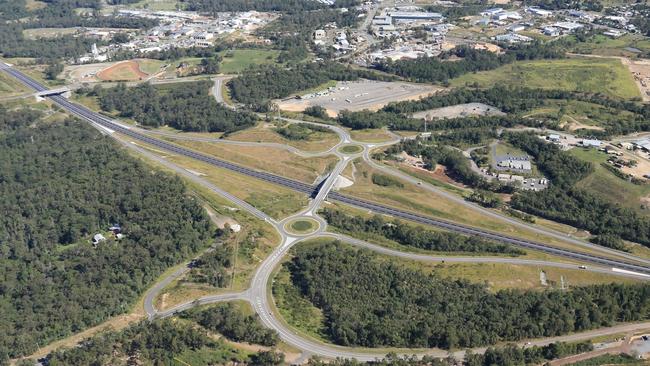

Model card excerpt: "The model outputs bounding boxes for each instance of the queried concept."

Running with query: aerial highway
[3,62,650,276]
[8,61,650,363]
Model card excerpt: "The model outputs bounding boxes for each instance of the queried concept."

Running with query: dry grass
[349,128,395,143]
[226,123,340,152]
[431,262,638,291]
[339,160,633,260]
[166,138,338,184]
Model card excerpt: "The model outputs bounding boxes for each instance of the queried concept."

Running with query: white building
[527,7,553,17]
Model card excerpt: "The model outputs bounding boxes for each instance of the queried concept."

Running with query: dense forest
[506,132,650,247]
[0,107,215,360]
[286,241,650,349]
[183,303,278,346]
[228,62,394,109]
[85,81,258,132]
[320,208,524,255]
[375,43,565,83]
[46,319,284,365]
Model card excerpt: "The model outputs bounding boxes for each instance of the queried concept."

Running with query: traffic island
[338,144,363,155]
[284,217,320,236]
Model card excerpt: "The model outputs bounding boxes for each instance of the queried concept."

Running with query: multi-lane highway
[3,63,650,276]
[7,61,650,363]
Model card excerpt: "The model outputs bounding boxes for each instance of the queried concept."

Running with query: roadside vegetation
[77,81,259,133]
[183,302,278,346]
[506,132,650,249]
[45,319,284,366]
[320,207,524,255]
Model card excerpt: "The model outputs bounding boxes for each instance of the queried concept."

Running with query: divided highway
[4,64,650,276]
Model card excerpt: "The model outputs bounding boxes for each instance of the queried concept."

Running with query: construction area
[277,80,441,116]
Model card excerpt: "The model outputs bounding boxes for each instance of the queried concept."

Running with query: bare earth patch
[624,58,650,102]
[97,60,148,81]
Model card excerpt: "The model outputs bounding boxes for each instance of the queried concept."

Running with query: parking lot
[277,80,442,116]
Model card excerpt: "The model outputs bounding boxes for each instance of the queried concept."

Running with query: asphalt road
[5,63,650,362]
[4,63,650,274]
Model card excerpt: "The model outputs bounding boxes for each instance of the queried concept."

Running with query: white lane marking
[612,267,650,278]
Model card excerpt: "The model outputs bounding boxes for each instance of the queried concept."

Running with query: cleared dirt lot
[625,58,650,102]
[277,80,442,116]
[98,60,148,81]
[412,102,505,119]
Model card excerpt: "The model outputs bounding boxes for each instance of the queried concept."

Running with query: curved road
[5,62,650,362]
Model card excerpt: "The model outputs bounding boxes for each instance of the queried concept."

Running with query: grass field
[23,27,77,40]
[165,138,338,184]
[226,123,340,152]
[433,262,638,292]
[0,72,29,96]
[217,49,280,74]
[451,58,641,100]
[570,34,650,57]
[349,128,396,143]
[571,148,650,215]
[524,99,638,130]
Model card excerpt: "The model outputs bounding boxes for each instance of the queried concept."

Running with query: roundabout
[284,217,321,236]
[337,144,364,155]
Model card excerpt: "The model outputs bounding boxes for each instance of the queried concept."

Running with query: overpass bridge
[35,87,71,99]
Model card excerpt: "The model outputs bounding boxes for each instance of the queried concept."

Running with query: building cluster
[496,155,532,172]
[77,9,275,63]
[346,6,448,64]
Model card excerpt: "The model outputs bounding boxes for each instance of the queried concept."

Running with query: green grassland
[524,99,638,130]
[0,71,29,97]
[570,148,650,213]
[451,58,640,100]
[570,34,650,57]
[218,49,281,74]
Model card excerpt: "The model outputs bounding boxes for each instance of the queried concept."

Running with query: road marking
[612,267,650,278]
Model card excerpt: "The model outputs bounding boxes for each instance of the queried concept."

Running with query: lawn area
[570,34,650,57]
[570,148,650,215]
[164,138,338,184]
[218,49,280,74]
[225,123,340,152]
[451,58,641,100]
[0,72,29,96]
